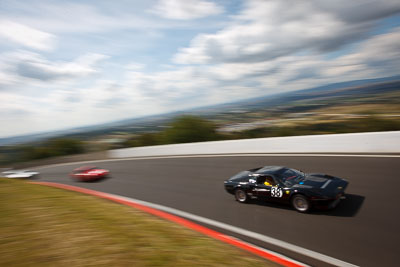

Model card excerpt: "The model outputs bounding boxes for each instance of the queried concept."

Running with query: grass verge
[0,179,278,267]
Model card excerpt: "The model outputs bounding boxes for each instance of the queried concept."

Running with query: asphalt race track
[33,155,400,267]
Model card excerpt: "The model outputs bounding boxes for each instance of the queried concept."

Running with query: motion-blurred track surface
[35,155,399,267]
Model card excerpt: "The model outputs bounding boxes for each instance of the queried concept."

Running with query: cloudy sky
[1,0,400,138]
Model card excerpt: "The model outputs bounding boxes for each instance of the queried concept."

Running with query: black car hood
[293,173,348,196]
[299,173,333,187]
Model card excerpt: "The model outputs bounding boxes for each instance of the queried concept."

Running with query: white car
[1,170,39,179]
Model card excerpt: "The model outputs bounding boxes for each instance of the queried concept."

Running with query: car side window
[256,175,266,184]
[256,175,276,186]
[264,176,276,186]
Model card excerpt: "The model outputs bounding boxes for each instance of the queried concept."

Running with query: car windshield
[276,168,304,187]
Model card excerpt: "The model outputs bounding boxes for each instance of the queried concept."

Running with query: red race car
[70,166,109,182]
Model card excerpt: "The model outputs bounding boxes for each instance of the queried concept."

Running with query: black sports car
[224,166,348,212]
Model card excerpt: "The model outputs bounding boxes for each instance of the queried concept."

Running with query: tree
[19,138,85,161]
[48,138,85,156]
[162,115,219,144]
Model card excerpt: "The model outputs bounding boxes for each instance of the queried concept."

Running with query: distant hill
[207,75,400,110]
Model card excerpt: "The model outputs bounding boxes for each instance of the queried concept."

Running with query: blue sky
[0,0,400,138]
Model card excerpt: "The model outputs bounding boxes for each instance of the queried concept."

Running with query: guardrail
[109,131,400,158]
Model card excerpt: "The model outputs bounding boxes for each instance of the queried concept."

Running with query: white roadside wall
[109,131,400,158]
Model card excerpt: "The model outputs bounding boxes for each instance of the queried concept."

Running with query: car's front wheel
[235,189,248,203]
[291,194,311,212]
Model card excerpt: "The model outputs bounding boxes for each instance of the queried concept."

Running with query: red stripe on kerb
[30,181,305,267]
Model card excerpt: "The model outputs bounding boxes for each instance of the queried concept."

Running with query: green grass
[0,179,278,267]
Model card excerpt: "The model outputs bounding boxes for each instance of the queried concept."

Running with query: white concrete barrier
[109,131,400,158]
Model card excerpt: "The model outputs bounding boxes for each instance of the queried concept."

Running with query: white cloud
[124,67,211,103]
[174,0,400,64]
[1,51,108,84]
[0,92,35,114]
[125,63,146,71]
[326,28,400,78]
[150,0,223,20]
[174,27,400,98]
[0,64,19,88]
[0,1,192,34]
[0,20,55,51]
[13,27,399,129]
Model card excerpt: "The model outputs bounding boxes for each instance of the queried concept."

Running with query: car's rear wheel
[291,194,310,212]
[235,189,248,203]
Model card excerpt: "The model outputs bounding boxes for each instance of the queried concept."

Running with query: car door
[253,175,273,200]
[255,175,287,202]
[269,175,291,203]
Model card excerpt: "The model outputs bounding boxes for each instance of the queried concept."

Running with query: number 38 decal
[271,187,283,198]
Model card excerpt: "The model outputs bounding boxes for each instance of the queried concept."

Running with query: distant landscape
[1,77,399,167]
